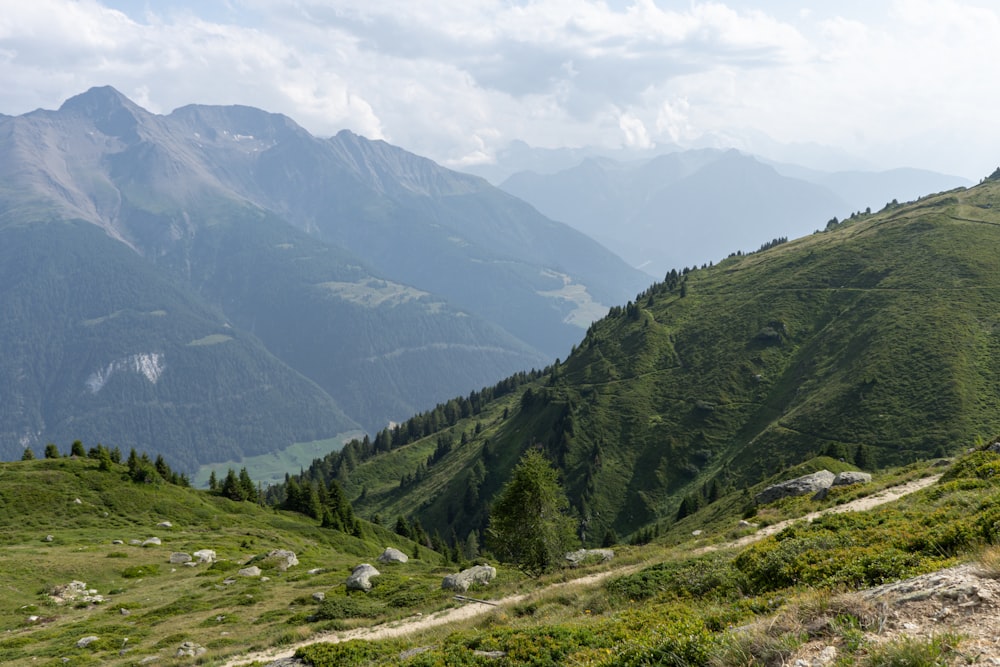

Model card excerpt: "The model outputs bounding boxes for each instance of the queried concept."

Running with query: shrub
[121,564,160,578]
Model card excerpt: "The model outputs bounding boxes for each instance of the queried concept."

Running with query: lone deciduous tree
[487,449,577,577]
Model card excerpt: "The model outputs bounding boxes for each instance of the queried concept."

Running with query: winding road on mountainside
[219,473,943,667]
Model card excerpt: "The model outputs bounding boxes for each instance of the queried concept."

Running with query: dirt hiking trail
[221,473,942,667]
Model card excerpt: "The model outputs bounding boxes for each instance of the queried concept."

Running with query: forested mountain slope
[299,178,1000,544]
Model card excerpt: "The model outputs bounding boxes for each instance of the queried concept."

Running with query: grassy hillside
[332,179,1000,546]
[0,456,494,666]
[297,450,999,667]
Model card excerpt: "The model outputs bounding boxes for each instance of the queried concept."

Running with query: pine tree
[21,447,34,461]
[487,449,577,577]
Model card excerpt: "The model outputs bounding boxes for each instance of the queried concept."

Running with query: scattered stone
[129,539,142,546]
[832,471,872,486]
[564,548,614,565]
[43,535,54,542]
[183,562,198,568]
[120,608,131,616]
[77,636,99,648]
[112,539,124,545]
[691,529,703,536]
[312,592,325,602]
[157,521,172,528]
[238,566,262,577]
[263,658,310,667]
[49,581,104,605]
[473,650,507,658]
[175,641,206,658]
[377,547,409,564]
[169,552,192,564]
[815,645,837,666]
[307,568,323,574]
[737,520,758,529]
[442,565,497,593]
[193,549,216,564]
[142,537,161,546]
[756,470,836,505]
[73,498,82,505]
[139,657,159,664]
[222,578,236,585]
[27,615,40,623]
[346,564,381,592]
[261,576,270,582]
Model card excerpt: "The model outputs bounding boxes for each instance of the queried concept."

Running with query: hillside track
[219,473,942,667]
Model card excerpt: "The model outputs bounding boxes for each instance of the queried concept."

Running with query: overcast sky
[2,0,998,179]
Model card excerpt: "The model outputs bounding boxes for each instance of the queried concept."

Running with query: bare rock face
[346,563,380,592]
[377,547,409,564]
[441,565,497,592]
[832,471,872,486]
[756,470,836,505]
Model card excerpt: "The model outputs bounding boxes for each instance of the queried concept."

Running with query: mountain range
[0,86,649,469]
[496,148,970,275]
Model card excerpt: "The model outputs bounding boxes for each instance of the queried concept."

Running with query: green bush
[312,595,382,620]
[121,564,160,578]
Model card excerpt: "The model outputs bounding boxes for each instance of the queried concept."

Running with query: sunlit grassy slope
[345,179,1000,545]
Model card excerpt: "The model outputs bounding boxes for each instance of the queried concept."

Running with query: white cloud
[1,0,999,177]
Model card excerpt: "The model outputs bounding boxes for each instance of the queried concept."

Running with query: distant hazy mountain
[499,148,970,276]
[0,87,646,468]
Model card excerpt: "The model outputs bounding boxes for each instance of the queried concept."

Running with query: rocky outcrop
[564,549,614,566]
[377,547,409,564]
[346,564,380,592]
[756,470,836,505]
[50,581,104,605]
[442,565,497,592]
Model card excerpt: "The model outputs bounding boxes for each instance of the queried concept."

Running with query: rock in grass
[441,565,496,592]
[755,470,836,505]
[238,566,262,577]
[193,549,216,564]
[43,535,53,542]
[142,537,161,547]
[76,636,99,648]
[169,553,192,564]
[176,641,206,658]
[564,549,614,565]
[157,521,172,528]
[832,471,872,486]
[377,547,409,564]
[346,564,380,592]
